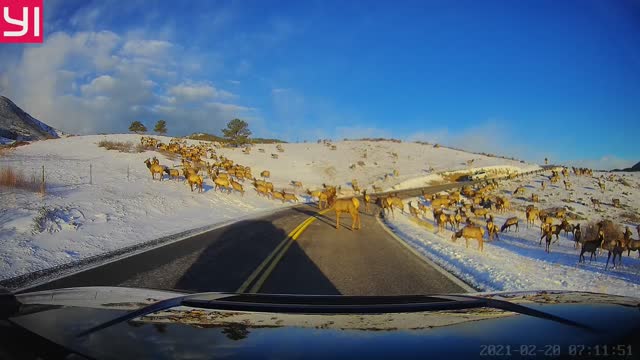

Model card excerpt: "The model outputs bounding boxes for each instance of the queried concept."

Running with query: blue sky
[0,0,638,169]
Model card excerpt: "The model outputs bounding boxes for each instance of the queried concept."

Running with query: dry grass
[0,166,43,193]
[98,140,145,153]
[442,172,470,183]
[583,219,622,242]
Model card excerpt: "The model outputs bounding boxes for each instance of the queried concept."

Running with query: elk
[213,176,232,193]
[531,194,539,203]
[333,197,361,230]
[144,159,165,180]
[470,206,489,219]
[451,226,485,252]
[430,197,450,209]
[486,216,498,241]
[500,217,519,232]
[271,191,285,203]
[446,213,459,231]
[612,198,621,208]
[230,179,244,196]
[291,181,303,189]
[590,198,600,208]
[540,225,555,253]
[573,224,582,249]
[579,230,605,263]
[409,201,420,218]
[163,167,180,180]
[318,192,329,209]
[436,212,447,233]
[186,174,204,192]
[283,191,299,203]
[526,208,539,228]
[254,184,269,197]
[260,170,270,179]
[627,238,640,258]
[603,238,625,270]
[385,196,405,218]
[363,190,372,214]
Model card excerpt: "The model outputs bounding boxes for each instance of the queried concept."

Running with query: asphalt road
[22,181,506,295]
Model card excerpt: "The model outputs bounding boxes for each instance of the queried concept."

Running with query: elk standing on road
[333,198,361,231]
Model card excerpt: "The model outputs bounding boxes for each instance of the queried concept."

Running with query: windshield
[1,0,639,302]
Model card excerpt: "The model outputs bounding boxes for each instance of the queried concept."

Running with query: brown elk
[144,159,165,180]
[486,216,498,241]
[500,217,519,232]
[363,190,371,214]
[451,226,485,252]
[436,212,447,233]
[283,192,299,203]
[213,176,232,193]
[186,174,204,192]
[230,179,244,196]
[271,191,285,203]
[333,197,361,230]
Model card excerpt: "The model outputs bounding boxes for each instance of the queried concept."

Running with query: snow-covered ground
[385,171,640,297]
[0,134,535,280]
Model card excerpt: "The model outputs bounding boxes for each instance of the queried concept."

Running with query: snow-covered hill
[0,96,63,142]
[0,134,538,280]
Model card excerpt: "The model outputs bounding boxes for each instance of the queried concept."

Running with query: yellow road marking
[235,217,309,293]
[240,208,331,293]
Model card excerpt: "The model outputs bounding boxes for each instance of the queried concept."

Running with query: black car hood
[5,287,640,359]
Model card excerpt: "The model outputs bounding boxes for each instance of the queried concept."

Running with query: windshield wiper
[75,292,596,338]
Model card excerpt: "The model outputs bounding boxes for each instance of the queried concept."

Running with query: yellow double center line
[236,208,331,293]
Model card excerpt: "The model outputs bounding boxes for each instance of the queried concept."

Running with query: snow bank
[384,171,640,297]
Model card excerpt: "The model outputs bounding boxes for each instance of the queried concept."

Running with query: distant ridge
[0,96,62,143]
[612,161,640,172]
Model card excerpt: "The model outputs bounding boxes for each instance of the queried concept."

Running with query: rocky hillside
[0,96,61,142]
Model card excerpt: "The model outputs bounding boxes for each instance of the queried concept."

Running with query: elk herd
[138,136,638,268]
[140,137,300,203]
[394,165,639,271]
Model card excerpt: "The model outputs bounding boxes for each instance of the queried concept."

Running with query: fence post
[41,165,45,195]
[90,164,93,185]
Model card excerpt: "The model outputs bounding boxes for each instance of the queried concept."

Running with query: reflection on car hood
[8,287,640,360]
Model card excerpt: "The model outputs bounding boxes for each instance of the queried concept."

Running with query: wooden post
[90,164,93,185]
[41,165,45,195]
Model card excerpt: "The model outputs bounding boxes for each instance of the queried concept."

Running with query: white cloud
[169,83,215,102]
[168,83,234,103]
[80,75,117,95]
[121,39,173,58]
[0,30,255,136]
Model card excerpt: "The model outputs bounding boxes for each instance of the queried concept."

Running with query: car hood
[6,287,640,359]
